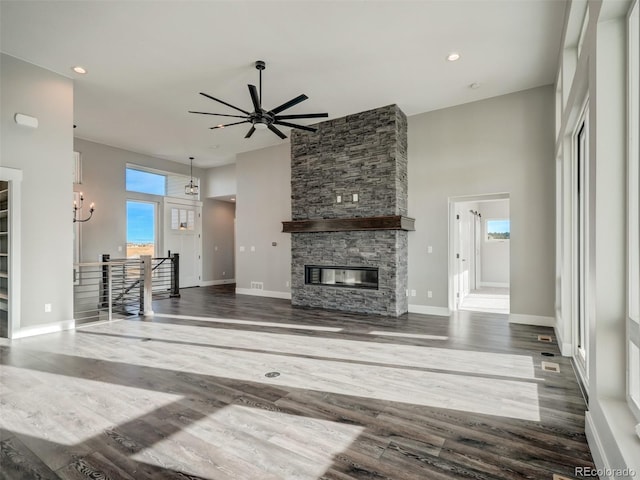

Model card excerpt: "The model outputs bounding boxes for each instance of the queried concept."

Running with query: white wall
[480,199,510,286]
[202,199,235,283]
[408,86,556,320]
[204,163,236,198]
[235,143,291,297]
[0,54,74,333]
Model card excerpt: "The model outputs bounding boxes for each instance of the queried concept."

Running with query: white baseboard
[586,411,612,479]
[235,288,291,300]
[508,313,555,327]
[479,281,509,288]
[408,304,451,317]
[11,319,76,339]
[201,279,235,286]
[553,321,572,356]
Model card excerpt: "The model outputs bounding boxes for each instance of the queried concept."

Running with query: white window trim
[572,100,590,382]
[627,0,640,422]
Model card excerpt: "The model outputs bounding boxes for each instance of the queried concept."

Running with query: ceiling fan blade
[245,126,256,138]
[248,85,261,112]
[189,111,249,119]
[275,113,328,120]
[269,94,308,115]
[274,120,317,133]
[268,124,287,139]
[199,92,250,115]
[209,120,249,130]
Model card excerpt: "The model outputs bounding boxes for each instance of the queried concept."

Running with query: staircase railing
[73,252,180,324]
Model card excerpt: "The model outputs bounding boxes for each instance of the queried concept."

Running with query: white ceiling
[0,0,567,168]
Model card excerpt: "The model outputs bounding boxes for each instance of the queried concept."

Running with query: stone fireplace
[283,104,412,316]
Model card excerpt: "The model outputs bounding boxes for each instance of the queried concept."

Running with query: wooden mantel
[282,215,415,233]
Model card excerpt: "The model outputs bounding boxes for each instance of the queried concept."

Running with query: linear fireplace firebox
[305,265,379,290]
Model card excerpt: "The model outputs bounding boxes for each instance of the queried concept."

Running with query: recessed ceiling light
[447,53,460,62]
[72,66,87,74]
[230,198,236,202]
[470,82,481,89]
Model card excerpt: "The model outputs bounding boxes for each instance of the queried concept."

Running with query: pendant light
[185,156,199,196]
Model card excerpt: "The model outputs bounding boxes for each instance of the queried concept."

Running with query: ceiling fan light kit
[189,61,328,139]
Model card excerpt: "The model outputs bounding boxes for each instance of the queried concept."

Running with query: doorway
[449,194,510,314]
[163,197,202,288]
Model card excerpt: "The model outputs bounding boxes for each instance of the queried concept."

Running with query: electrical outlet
[239,246,245,252]
[428,245,433,253]
[250,246,255,252]
[411,290,416,297]
[406,289,409,297]
[428,290,433,298]
[118,245,122,252]
[222,271,226,276]
[286,281,290,287]
[44,303,52,313]
[336,195,342,203]
[352,193,359,202]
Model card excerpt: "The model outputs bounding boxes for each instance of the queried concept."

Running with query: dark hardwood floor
[0,285,594,479]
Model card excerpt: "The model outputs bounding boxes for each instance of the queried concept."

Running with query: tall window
[575,111,589,375]
[627,0,640,420]
[126,201,156,258]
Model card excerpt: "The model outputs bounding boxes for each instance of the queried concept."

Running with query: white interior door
[164,198,202,288]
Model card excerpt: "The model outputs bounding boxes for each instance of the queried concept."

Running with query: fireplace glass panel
[305,266,378,289]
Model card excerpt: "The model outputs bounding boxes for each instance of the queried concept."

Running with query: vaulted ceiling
[0,0,567,167]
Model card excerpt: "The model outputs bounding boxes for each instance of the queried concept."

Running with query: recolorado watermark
[575,467,637,477]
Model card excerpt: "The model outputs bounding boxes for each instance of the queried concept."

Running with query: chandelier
[185,156,199,196]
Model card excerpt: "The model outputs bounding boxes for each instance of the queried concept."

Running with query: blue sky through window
[487,220,510,233]
[126,201,155,244]
[126,168,166,195]
[487,219,510,240]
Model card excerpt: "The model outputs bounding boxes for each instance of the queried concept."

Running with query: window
[126,200,156,258]
[575,113,589,372]
[486,219,510,241]
[628,0,640,420]
[125,165,199,200]
[126,168,166,196]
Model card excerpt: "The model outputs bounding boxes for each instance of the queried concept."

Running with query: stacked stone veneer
[289,104,408,316]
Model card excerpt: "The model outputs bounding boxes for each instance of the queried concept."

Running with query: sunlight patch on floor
[368,331,449,340]
[0,365,181,445]
[78,319,536,380]
[460,287,510,314]
[132,404,364,479]
[153,313,343,332]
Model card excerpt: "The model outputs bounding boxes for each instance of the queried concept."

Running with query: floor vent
[538,334,553,343]
[541,352,555,357]
[265,372,280,378]
[541,361,560,373]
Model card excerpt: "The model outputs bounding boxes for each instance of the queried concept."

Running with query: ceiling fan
[189,60,328,139]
